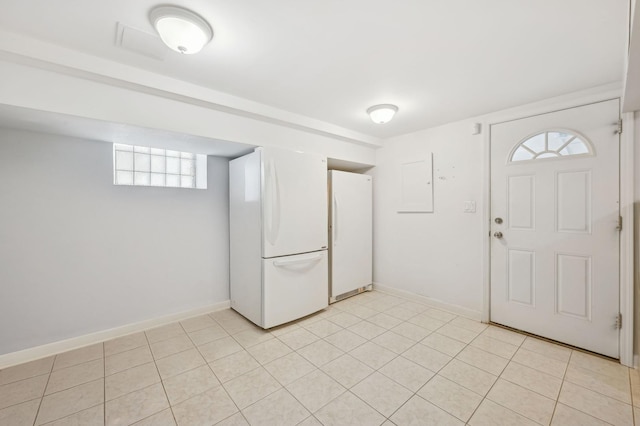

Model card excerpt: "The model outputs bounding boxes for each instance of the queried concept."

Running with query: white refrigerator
[229,147,328,328]
[329,170,373,302]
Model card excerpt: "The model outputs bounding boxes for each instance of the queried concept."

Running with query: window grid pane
[114,143,200,188]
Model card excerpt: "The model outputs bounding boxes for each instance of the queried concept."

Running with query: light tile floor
[1,290,639,425]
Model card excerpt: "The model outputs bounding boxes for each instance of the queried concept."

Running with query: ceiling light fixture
[367,104,398,124]
[149,6,213,54]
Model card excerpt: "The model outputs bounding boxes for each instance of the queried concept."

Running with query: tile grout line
[143,329,177,426]
[30,355,55,426]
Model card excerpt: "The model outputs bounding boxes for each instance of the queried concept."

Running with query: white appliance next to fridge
[229,147,328,329]
[329,170,373,302]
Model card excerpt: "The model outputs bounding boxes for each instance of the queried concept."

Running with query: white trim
[0,300,231,369]
[373,283,482,321]
[620,111,635,367]
[482,119,492,323]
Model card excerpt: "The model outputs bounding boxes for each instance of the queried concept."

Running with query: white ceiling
[0,0,629,139]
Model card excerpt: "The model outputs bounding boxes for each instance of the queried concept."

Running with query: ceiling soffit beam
[0,29,381,147]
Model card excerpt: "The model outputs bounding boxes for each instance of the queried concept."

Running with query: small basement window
[113,143,207,189]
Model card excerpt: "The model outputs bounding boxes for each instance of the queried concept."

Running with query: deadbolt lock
[494,217,503,224]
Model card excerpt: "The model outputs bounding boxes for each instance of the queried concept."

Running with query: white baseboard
[373,283,483,321]
[0,300,231,369]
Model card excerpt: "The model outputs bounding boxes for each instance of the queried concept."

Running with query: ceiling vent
[115,22,168,60]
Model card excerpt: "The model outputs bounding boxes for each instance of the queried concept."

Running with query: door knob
[493,232,503,239]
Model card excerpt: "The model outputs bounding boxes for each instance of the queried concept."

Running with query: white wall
[0,128,230,355]
[370,120,485,316]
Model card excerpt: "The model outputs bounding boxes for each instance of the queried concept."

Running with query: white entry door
[490,99,620,358]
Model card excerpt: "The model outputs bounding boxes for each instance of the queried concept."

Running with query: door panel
[490,99,620,358]
[261,147,328,258]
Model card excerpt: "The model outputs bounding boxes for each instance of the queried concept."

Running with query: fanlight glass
[510,131,592,162]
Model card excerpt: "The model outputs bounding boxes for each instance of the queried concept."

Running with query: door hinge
[616,313,622,329]
[615,119,623,135]
[616,216,622,231]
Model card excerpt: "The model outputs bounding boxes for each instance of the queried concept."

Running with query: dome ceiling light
[149,5,213,54]
[367,104,398,124]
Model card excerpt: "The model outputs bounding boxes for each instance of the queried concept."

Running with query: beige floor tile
[53,344,103,371]
[45,359,104,395]
[232,327,274,349]
[105,382,168,426]
[210,350,260,383]
[286,370,345,413]
[551,403,610,426]
[521,337,571,363]
[349,342,397,370]
[145,323,185,344]
[422,308,457,322]
[468,399,537,426]
[155,348,205,379]
[297,415,322,426]
[559,381,633,426]
[321,354,374,389]
[171,386,238,426]
[264,352,316,386]
[297,340,344,367]
[564,364,631,403]
[0,357,53,385]
[402,343,451,372]
[277,328,319,350]
[487,379,555,424]
[132,408,176,425]
[480,326,526,346]
[345,304,378,319]
[242,388,309,426]
[407,314,447,332]
[436,324,480,344]
[302,319,343,338]
[0,399,40,426]
[631,369,640,407]
[0,374,48,410]
[391,322,433,341]
[246,338,292,365]
[449,317,487,333]
[367,313,404,330]
[268,322,301,337]
[215,316,253,335]
[215,412,249,426]
[470,335,519,359]
[456,346,509,376]
[439,359,497,396]
[223,367,281,409]
[323,329,367,352]
[351,372,413,417]
[44,404,103,426]
[384,305,419,321]
[372,331,415,354]
[105,345,153,376]
[149,335,193,360]
[180,314,217,333]
[570,351,629,380]
[500,361,562,399]
[105,362,160,401]
[198,336,243,363]
[315,391,385,426]
[347,321,387,340]
[418,375,482,422]
[327,312,362,328]
[104,333,148,357]
[188,325,228,346]
[421,333,466,357]
[399,301,430,315]
[390,395,464,426]
[379,356,434,392]
[35,379,103,425]
[162,364,220,405]
[512,347,568,378]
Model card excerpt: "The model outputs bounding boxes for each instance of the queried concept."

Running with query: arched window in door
[510,130,593,162]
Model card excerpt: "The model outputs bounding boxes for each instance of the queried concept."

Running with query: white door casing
[490,99,620,358]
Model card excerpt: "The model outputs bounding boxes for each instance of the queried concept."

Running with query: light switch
[464,201,476,213]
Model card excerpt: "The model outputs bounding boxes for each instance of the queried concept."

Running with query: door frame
[481,90,635,367]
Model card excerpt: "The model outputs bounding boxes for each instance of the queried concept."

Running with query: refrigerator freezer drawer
[262,251,328,328]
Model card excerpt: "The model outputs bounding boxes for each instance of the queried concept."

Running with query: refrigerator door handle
[273,160,281,245]
[273,253,323,267]
[265,159,279,246]
[333,193,338,244]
